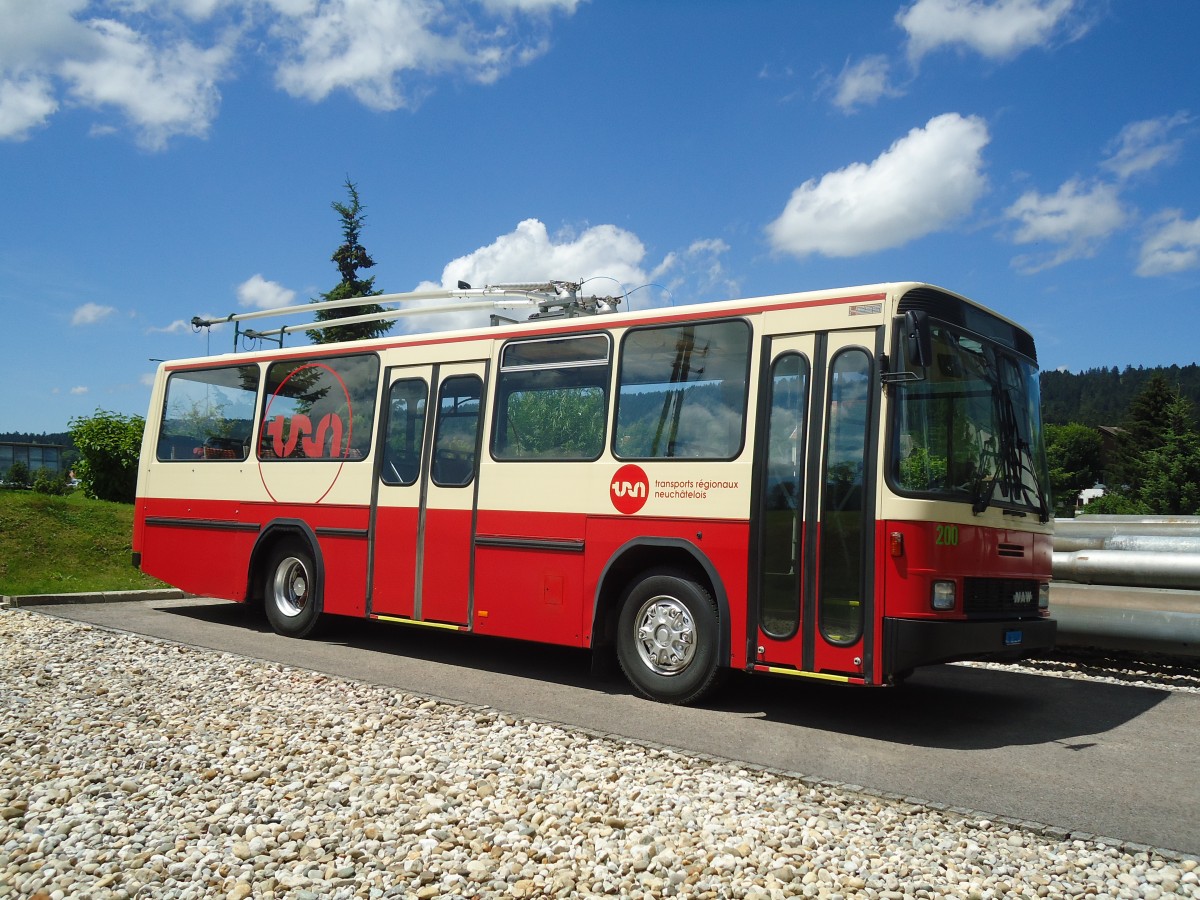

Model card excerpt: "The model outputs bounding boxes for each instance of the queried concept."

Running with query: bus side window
[492,334,611,461]
[380,379,428,486]
[157,365,259,462]
[759,352,809,639]
[614,320,751,460]
[431,375,482,487]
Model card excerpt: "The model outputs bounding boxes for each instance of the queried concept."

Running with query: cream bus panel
[474,460,755,521]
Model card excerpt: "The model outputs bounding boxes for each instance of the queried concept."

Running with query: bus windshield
[891,321,1050,521]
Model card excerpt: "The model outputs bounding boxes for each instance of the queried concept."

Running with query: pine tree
[1110,373,1177,494]
[307,179,393,344]
[1137,394,1200,514]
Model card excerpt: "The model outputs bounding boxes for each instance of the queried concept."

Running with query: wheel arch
[246,518,325,609]
[591,537,731,664]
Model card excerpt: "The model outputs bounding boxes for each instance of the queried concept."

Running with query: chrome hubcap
[272,557,309,618]
[634,595,696,675]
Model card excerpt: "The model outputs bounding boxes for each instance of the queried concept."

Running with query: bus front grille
[963,577,1039,617]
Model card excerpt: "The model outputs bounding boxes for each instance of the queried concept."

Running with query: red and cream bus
[133,280,1055,703]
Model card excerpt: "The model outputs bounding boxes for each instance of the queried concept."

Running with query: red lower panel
[135,497,369,616]
[371,505,420,618]
[139,518,259,601]
[472,546,585,645]
[419,507,473,625]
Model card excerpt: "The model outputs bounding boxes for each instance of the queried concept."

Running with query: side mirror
[903,310,932,369]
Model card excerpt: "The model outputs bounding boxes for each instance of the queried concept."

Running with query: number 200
[935,524,959,546]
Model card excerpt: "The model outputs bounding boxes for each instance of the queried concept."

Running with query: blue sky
[2,0,1198,434]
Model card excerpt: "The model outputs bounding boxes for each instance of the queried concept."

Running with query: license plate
[1004,629,1023,646]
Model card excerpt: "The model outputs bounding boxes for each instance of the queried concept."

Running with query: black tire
[263,541,324,638]
[616,568,723,704]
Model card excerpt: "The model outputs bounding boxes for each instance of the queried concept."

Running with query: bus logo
[610,464,649,515]
[265,412,346,459]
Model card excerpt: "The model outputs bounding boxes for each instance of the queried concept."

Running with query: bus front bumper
[883,616,1057,675]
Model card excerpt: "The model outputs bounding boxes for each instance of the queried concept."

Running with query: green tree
[1137,394,1200,514]
[31,468,69,495]
[1112,373,1176,493]
[69,410,145,503]
[307,179,392,344]
[1044,423,1102,517]
[4,460,31,489]
[1078,490,1151,516]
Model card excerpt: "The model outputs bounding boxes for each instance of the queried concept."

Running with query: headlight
[1039,582,1050,610]
[932,580,956,611]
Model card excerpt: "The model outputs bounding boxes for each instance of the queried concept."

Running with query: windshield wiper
[970,435,1000,514]
[972,372,1050,522]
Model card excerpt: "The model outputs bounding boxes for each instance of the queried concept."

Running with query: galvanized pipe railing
[1051,516,1200,656]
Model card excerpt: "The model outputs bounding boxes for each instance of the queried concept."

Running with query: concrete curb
[0,589,189,609]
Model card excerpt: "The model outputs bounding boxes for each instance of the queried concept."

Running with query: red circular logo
[610,464,649,515]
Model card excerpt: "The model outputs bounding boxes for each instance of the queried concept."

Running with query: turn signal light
[889,531,904,557]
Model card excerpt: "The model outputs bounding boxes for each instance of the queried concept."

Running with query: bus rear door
[370,362,486,627]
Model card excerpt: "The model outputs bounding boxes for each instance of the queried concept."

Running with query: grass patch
[0,489,166,596]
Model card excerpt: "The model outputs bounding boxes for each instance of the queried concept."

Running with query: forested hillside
[0,432,72,445]
[1040,365,1200,427]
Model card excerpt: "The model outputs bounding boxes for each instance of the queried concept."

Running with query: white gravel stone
[0,607,1195,899]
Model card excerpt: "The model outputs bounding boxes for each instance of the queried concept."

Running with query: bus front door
[755,329,879,681]
[370,362,486,627]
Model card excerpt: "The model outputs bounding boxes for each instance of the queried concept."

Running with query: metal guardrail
[1052,516,1200,657]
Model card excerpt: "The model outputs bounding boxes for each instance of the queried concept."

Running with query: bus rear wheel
[616,569,722,705]
[264,541,323,638]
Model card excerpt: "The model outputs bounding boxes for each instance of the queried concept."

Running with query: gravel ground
[956,650,1200,694]
[1,607,1197,900]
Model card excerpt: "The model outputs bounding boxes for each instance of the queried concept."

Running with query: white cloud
[766,113,990,258]
[71,301,117,325]
[0,0,90,67]
[1005,178,1126,272]
[0,74,59,140]
[237,273,296,309]
[59,18,235,150]
[648,238,738,305]
[830,55,902,113]
[478,0,583,12]
[408,218,648,330]
[1102,112,1193,182]
[452,218,647,288]
[0,0,84,139]
[148,318,194,334]
[0,0,579,147]
[1137,210,1200,277]
[269,0,573,110]
[898,0,1084,62]
[70,385,89,395]
[403,219,733,331]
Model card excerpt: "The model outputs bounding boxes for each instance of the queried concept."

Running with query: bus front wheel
[616,569,722,705]
[263,542,323,638]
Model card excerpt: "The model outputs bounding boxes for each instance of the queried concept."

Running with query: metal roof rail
[190,280,621,351]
